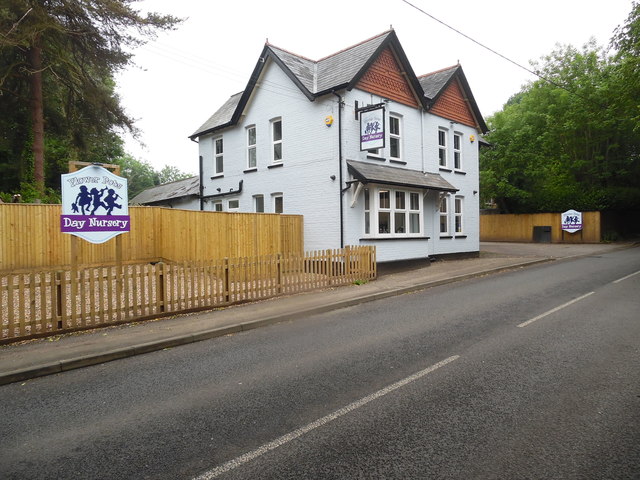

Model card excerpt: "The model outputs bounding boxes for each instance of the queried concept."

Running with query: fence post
[158,262,165,313]
[345,245,352,279]
[55,271,63,329]
[276,253,282,294]
[224,258,230,303]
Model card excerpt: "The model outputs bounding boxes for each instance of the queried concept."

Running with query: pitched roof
[130,176,200,205]
[190,30,486,138]
[418,65,459,101]
[191,92,243,139]
[419,64,488,133]
[347,160,457,192]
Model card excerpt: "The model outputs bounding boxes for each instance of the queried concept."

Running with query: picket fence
[1,246,376,343]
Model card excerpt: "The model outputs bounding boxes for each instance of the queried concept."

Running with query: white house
[189,30,488,262]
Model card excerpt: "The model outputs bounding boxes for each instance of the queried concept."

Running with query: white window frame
[213,136,224,176]
[389,114,402,161]
[439,194,449,236]
[272,193,283,213]
[453,132,462,170]
[364,188,371,234]
[246,125,257,170]
[438,128,448,168]
[228,199,239,211]
[454,196,464,234]
[213,201,223,212]
[271,118,283,164]
[254,194,264,213]
[364,185,423,237]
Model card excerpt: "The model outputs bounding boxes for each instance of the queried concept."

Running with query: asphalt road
[1,247,639,479]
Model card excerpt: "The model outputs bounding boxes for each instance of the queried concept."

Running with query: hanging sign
[360,105,385,151]
[60,165,130,244]
[561,209,582,234]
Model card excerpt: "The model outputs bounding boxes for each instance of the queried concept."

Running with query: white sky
[116,0,634,175]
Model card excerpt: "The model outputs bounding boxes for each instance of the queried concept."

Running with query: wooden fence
[1,246,376,343]
[0,204,304,271]
[480,211,601,243]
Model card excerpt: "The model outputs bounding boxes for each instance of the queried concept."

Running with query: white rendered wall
[198,60,342,252]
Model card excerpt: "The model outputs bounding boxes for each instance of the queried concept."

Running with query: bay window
[364,186,422,237]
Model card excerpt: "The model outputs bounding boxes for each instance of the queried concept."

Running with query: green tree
[0,1,181,197]
[481,30,640,212]
[113,155,159,199]
[157,165,194,184]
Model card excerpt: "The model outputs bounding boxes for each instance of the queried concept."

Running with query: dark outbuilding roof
[130,176,200,206]
[347,160,457,192]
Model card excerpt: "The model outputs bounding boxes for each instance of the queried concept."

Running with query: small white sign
[360,107,385,151]
[561,209,582,233]
[60,165,130,244]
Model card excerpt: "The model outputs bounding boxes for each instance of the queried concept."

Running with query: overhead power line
[399,0,585,99]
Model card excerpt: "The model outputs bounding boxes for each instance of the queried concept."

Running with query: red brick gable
[355,47,419,108]
[429,78,476,128]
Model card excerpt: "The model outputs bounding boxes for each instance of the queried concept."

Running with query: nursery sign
[360,105,385,151]
[60,165,130,244]
[561,209,582,234]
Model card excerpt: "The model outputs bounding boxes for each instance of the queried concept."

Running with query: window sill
[267,163,284,169]
[439,235,453,239]
[210,174,224,179]
[453,170,466,175]
[454,234,467,238]
[439,167,452,173]
[244,168,257,173]
[366,155,386,161]
[389,159,406,165]
[360,236,430,241]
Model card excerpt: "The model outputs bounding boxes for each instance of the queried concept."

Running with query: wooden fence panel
[1,246,375,343]
[480,211,601,243]
[0,204,303,271]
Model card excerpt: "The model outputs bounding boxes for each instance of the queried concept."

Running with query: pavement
[0,242,633,386]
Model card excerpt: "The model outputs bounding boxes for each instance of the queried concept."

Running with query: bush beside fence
[1,246,376,344]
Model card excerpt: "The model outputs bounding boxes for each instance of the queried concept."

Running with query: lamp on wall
[470,135,476,143]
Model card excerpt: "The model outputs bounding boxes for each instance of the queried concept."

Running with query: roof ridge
[316,29,393,62]
[418,64,459,78]
[266,43,317,63]
[154,175,199,187]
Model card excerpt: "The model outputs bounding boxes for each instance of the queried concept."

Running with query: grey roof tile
[347,160,457,192]
[418,65,458,100]
[130,176,200,205]
[191,92,243,137]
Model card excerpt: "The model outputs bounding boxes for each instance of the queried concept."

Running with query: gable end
[354,47,420,108]
[429,78,477,128]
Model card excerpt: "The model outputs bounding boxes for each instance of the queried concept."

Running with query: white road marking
[613,270,640,284]
[517,292,595,328]
[192,355,460,479]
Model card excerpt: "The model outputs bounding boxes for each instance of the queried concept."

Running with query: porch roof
[346,160,458,192]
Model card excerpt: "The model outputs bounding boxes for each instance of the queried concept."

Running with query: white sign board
[360,106,385,151]
[60,165,130,244]
[561,209,582,234]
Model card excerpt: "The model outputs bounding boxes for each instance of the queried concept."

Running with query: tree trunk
[29,39,45,198]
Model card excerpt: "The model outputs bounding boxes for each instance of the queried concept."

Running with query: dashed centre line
[192,355,460,479]
[613,270,640,284]
[517,292,595,328]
